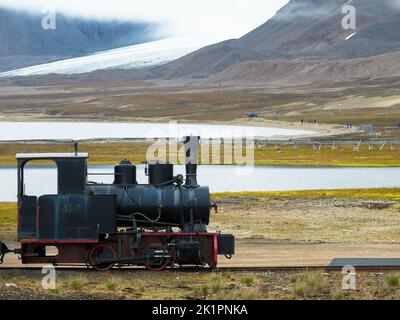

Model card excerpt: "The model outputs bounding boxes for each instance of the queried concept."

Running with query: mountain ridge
[157,0,400,80]
[0,7,157,71]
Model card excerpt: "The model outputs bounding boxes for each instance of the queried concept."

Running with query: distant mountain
[159,0,400,79]
[0,7,157,71]
[3,0,400,85]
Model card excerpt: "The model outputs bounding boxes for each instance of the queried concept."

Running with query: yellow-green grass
[212,189,400,201]
[254,144,400,167]
[0,143,151,166]
[292,271,329,298]
[0,203,17,241]
[0,270,265,300]
[1,142,400,167]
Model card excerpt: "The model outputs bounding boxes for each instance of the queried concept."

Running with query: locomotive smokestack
[183,136,200,187]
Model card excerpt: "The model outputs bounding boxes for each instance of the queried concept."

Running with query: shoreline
[1,188,399,204]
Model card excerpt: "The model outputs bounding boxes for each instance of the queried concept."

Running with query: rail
[2,265,400,272]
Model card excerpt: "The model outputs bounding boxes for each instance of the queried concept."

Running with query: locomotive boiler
[0,136,234,270]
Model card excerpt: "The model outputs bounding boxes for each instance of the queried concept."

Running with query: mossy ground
[0,203,17,241]
[1,142,400,166]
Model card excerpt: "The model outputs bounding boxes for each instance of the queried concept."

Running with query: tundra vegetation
[1,269,400,300]
[1,142,400,166]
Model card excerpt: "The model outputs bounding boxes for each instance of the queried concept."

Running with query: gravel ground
[1,269,400,300]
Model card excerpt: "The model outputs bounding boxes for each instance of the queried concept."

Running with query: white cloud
[0,0,288,41]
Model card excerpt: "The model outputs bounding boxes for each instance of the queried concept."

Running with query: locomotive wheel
[144,244,171,271]
[88,244,116,271]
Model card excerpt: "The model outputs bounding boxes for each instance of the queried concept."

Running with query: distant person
[301,119,304,124]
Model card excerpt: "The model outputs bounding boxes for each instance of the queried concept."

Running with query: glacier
[0,37,213,77]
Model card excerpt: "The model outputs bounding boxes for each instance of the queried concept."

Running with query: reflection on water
[1,165,399,202]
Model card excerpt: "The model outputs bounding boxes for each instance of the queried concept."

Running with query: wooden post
[354,141,361,151]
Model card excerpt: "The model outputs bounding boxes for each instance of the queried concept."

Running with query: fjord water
[0,122,315,140]
[1,165,399,202]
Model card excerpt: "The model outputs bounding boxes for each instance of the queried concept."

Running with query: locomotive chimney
[183,136,200,187]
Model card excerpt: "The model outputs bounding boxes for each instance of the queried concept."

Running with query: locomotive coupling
[0,241,10,264]
[0,241,20,264]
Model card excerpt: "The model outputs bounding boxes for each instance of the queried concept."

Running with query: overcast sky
[0,0,288,41]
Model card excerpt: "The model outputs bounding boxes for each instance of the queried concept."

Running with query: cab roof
[16,153,88,160]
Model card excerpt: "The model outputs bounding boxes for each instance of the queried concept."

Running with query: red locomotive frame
[20,232,219,271]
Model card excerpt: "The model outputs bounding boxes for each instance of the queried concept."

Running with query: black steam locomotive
[0,136,234,270]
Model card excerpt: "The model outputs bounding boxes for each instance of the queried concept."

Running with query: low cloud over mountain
[0,7,156,71]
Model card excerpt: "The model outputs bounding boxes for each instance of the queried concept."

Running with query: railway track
[1,265,400,272]
[219,266,400,272]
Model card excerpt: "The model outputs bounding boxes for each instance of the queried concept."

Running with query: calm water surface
[0,165,399,202]
[0,122,315,141]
